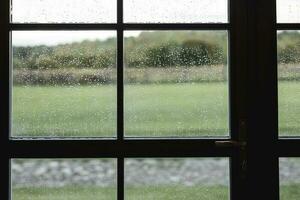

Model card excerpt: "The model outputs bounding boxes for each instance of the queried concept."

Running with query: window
[1,0,298,200]
[277,0,300,199]
[12,31,117,137]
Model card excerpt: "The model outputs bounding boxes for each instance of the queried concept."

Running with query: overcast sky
[12,0,299,46]
[12,31,140,46]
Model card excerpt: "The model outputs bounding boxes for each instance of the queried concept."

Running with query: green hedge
[13,64,300,85]
[12,31,300,71]
[13,40,225,70]
[13,66,227,85]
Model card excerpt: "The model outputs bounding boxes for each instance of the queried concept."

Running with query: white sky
[277,0,300,23]
[12,0,299,46]
[12,31,140,46]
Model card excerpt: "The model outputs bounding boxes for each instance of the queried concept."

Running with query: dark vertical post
[247,0,279,199]
[229,0,248,199]
[117,0,124,200]
[0,0,10,199]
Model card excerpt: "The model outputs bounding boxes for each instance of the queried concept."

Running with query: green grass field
[278,81,300,135]
[281,184,300,200]
[12,81,300,137]
[12,185,300,200]
[13,187,116,200]
[13,186,228,200]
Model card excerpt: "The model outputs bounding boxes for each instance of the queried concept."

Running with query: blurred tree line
[13,31,227,69]
[13,39,116,69]
[13,31,300,70]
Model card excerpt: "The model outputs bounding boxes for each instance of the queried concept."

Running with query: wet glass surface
[12,31,117,137]
[280,158,300,199]
[124,31,229,137]
[12,0,116,23]
[124,0,228,23]
[125,158,230,200]
[11,159,117,200]
[278,31,300,136]
[277,0,300,23]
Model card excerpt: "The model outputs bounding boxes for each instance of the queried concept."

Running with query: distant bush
[179,40,224,66]
[126,40,224,68]
[278,42,300,64]
[143,42,181,67]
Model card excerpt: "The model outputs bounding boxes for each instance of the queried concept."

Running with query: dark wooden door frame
[1,0,294,200]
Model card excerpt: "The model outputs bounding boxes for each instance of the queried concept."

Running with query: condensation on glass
[12,31,117,137]
[277,0,300,23]
[11,0,116,23]
[125,158,230,200]
[11,159,117,200]
[124,31,229,137]
[279,158,300,199]
[277,31,300,136]
[124,0,228,23]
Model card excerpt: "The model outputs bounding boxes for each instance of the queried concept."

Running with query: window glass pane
[11,159,117,200]
[277,0,300,23]
[124,31,228,137]
[11,0,116,23]
[278,31,300,136]
[12,31,116,137]
[125,158,230,200]
[280,158,300,199]
[124,0,228,23]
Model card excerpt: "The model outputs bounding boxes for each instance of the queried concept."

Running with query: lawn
[13,186,228,200]
[12,82,228,137]
[13,85,117,137]
[278,81,300,136]
[281,184,300,200]
[12,81,300,137]
[12,185,300,200]
[12,186,116,200]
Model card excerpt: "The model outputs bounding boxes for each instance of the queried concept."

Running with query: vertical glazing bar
[0,0,10,199]
[117,0,124,140]
[117,0,124,200]
[117,157,124,200]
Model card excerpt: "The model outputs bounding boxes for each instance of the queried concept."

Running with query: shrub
[144,42,180,67]
[179,40,224,66]
[278,42,300,64]
[126,40,224,68]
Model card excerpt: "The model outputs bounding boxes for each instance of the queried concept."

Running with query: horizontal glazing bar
[7,139,235,158]
[277,139,300,156]
[277,23,300,30]
[9,23,230,30]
